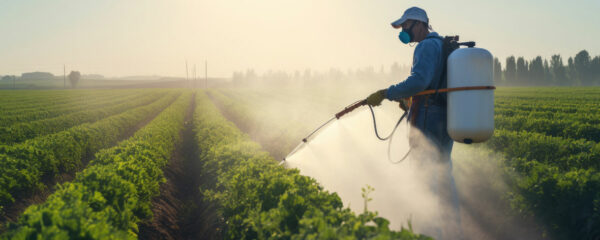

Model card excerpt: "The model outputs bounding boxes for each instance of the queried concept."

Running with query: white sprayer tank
[447,47,494,143]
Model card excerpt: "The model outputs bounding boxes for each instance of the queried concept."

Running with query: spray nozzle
[335,99,368,119]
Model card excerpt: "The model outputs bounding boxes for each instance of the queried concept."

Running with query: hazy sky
[1,0,598,78]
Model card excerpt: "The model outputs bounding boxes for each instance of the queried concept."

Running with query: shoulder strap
[430,36,460,104]
[425,35,444,40]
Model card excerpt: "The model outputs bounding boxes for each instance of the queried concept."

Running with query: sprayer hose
[367,105,411,164]
[367,105,406,140]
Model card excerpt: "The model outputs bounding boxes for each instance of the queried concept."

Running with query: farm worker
[365,6,462,239]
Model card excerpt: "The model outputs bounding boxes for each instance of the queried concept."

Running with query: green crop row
[0,91,179,211]
[495,108,600,125]
[496,95,600,101]
[485,129,600,239]
[487,129,600,171]
[213,89,344,156]
[495,114,600,142]
[0,90,109,111]
[208,90,312,161]
[195,92,429,240]
[0,90,122,117]
[494,87,600,99]
[0,91,167,145]
[1,92,191,239]
[505,160,600,240]
[0,91,142,127]
[495,102,599,114]
[0,90,57,102]
[496,97,599,107]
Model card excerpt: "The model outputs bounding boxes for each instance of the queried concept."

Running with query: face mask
[398,21,417,44]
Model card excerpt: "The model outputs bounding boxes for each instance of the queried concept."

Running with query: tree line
[494,50,600,86]
[231,64,412,87]
[231,50,599,87]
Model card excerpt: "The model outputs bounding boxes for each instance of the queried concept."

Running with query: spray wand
[282,99,409,164]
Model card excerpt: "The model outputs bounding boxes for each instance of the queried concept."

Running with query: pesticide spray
[283,102,444,232]
[281,42,500,238]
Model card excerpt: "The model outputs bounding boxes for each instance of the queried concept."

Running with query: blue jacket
[385,32,453,153]
[385,32,444,101]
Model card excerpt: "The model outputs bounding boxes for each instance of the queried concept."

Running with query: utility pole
[205,60,207,89]
[13,76,15,89]
[193,64,197,89]
[185,60,189,88]
[63,64,66,89]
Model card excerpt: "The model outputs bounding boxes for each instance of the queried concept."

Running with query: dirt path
[0,96,178,230]
[138,94,222,240]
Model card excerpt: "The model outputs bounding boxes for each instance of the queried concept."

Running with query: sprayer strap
[414,86,495,96]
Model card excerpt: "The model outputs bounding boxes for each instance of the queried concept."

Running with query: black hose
[367,105,406,140]
[367,105,411,164]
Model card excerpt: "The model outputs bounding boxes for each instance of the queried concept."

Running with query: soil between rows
[138,93,222,240]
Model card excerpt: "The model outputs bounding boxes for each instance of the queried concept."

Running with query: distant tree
[329,68,344,82]
[82,74,104,79]
[390,62,402,82]
[225,50,598,87]
[550,55,567,85]
[567,57,578,85]
[293,70,301,82]
[493,57,503,84]
[505,56,516,84]
[516,57,528,85]
[68,71,81,88]
[245,69,257,83]
[543,59,551,85]
[302,69,311,81]
[574,50,592,85]
[1,75,14,81]
[232,71,244,84]
[21,72,54,80]
[592,56,600,85]
[529,56,544,85]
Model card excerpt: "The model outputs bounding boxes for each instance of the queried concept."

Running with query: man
[365,7,461,239]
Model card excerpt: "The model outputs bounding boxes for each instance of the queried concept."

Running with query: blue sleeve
[385,40,441,101]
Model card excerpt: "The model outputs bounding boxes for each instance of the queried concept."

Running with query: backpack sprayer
[282,37,496,163]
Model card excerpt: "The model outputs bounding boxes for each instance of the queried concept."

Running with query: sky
[0,0,598,78]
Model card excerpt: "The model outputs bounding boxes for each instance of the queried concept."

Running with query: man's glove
[366,89,387,106]
[399,97,411,111]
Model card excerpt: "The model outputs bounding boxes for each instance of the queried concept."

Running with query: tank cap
[458,41,476,48]
[463,138,473,144]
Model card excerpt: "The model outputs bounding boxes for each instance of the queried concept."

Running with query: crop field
[0,87,598,239]
[207,87,600,240]
[0,89,428,239]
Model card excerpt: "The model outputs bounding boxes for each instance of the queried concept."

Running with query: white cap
[391,7,429,29]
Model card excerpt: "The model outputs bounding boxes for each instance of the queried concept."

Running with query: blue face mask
[398,21,417,44]
[398,31,411,44]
